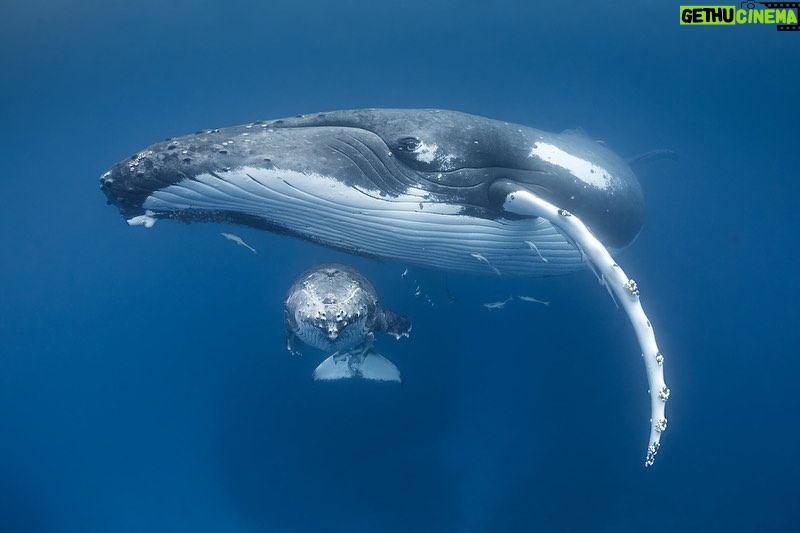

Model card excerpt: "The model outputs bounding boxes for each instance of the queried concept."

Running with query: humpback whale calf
[284,263,411,382]
[100,108,670,466]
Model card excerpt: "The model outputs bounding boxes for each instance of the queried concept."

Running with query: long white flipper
[504,190,669,467]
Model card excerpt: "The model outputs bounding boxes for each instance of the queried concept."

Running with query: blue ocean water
[1,1,798,531]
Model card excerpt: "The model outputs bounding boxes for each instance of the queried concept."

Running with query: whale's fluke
[313,347,402,383]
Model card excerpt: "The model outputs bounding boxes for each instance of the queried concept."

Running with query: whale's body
[100,109,669,465]
[100,109,643,277]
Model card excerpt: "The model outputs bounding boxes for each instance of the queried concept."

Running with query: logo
[680,2,799,30]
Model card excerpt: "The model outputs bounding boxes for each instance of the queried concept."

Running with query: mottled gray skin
[100,109,644,249]
[284,263,411,356]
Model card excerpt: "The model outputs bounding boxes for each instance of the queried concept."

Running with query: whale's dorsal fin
[627,149,678,170]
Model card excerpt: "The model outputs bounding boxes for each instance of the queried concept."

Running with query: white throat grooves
[503,189,669,467]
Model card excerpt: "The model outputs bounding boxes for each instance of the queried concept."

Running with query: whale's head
[284,263,378,354]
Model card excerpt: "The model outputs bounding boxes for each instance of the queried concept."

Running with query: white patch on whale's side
[529,142,612,188]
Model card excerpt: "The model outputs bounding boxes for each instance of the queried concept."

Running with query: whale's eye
[395,137,421,152]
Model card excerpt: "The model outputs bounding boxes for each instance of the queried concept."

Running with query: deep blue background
[1,1,798,531]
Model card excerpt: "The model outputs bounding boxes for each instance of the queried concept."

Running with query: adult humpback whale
[100,108,669,466]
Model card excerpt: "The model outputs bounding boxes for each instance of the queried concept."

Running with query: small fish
[402,268,445,309]
[524,240,549,263]
[220,232,258,254]
[516,295,550,306]
[469,252,501,276]
[483,296,512,311]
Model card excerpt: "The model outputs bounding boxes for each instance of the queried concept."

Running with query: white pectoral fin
[503,188,669,467]
[312,348,401,383]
